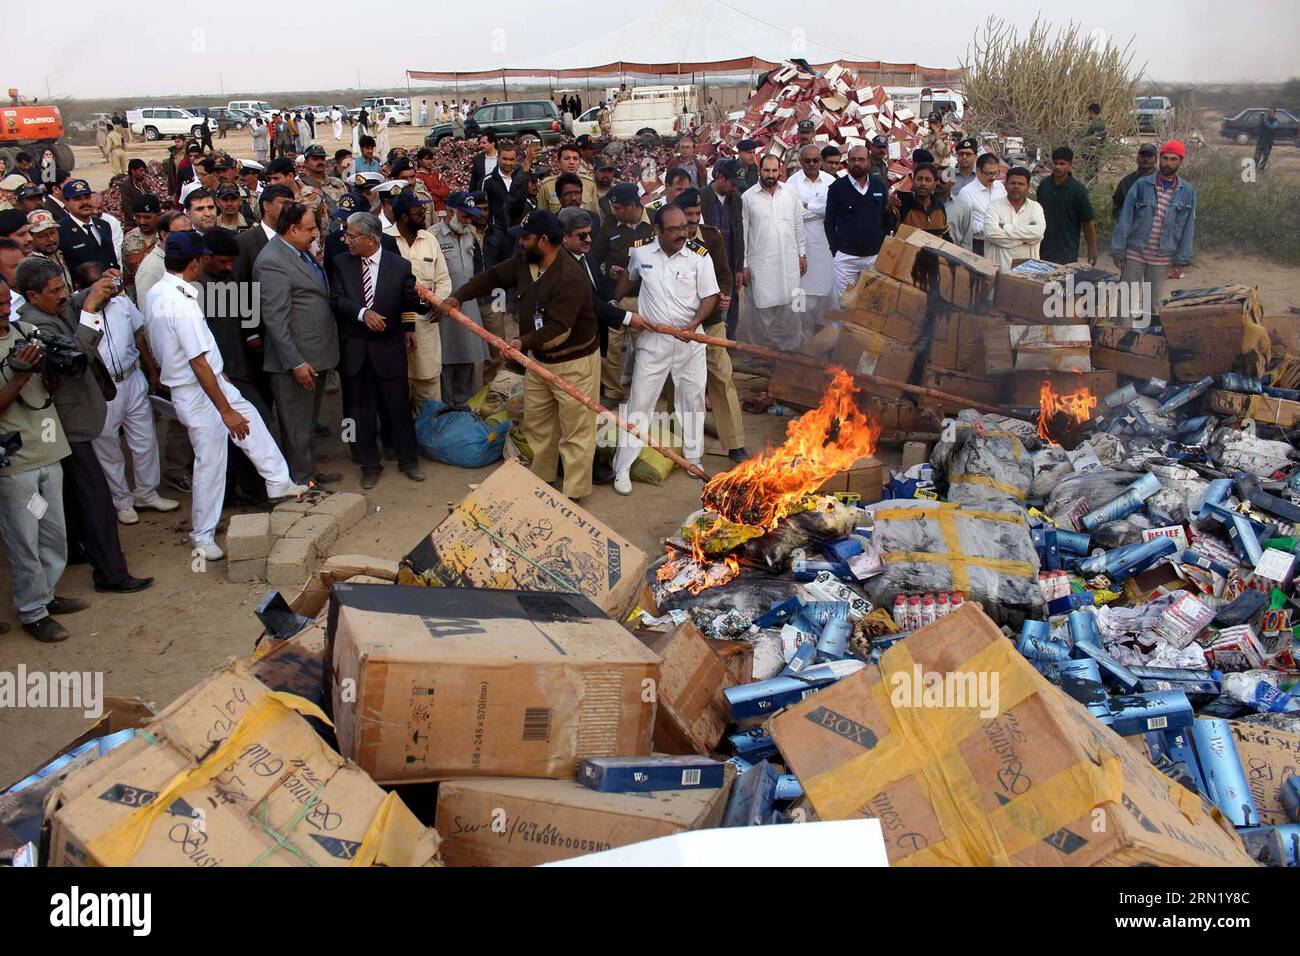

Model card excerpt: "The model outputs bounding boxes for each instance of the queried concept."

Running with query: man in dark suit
[58,179,119,274]
[231,183,294,410]
[252,200,340,485]
[13,256,152,593]
[330,211,426,489]
[698,160,747,337]
[482,141,528,268]
[468,134,499,194]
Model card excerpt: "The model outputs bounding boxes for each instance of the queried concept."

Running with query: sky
[3,0,1295,100]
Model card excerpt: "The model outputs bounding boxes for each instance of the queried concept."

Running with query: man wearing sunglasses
[792,144,836,337]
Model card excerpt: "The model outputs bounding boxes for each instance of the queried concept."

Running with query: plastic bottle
[950,592,964,612]
[892,595,908,627]
[1223,672,1300,714]
[921,594,937,626]
[936,592,951,617]
[906,596,922,630]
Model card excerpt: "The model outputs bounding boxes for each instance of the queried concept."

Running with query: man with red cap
[1111,139,1196,327]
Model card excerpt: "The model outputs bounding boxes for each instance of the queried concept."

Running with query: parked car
[127,106,211,141]
[209,108,248,129]
[1220,108,1300,145]
[1133,96,1175,133]
[569,85,701,142]
[227,100,275,120]
[424,99,562,146]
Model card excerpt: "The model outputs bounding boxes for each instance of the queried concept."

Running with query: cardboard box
[1263,314,1300,362]
[435,775,733,867]
[993,269,1056,322]
[399,460,648,619]
[1227,722,1300,825]
[1208,390,1300,428]
[830,325,919,401]
[982,318,1015,374]
[770,604,1255,866]
[816,456,884,501]
[835,271,931,345]
[48,660,439,867]
[1089,325,1172,380]
[874,225,998,311]
[927,311,986,374]
[707,639,755,685]
[330,584,658,783]
[637,621,735,755]
[1014,348,1092,372]
[1010,370,1117,405]
[1160,288,1271,382]
[920,366,1001,407]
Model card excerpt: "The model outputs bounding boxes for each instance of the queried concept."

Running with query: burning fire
[1037,379,1098,444]
[655,549,741,595]
[701,367,881,530]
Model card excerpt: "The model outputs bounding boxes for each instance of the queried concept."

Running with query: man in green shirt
[0,277,87,642]
[1036,146,1097,264]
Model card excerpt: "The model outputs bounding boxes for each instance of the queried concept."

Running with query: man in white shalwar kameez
[330,107,343,142]
[740,154,806,352]
[791,144,836,340]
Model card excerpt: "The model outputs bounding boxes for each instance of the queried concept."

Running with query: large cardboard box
[1263,314,1300,362]
[993,269,1057,322]
[817,456,885,501]
[1010,370,1117,406]
[330,584,658,783]
[920,366,1001,407]
[1228,721,1300,825]
[1008,324,1092,372]
[836,271,932,345]
[1090,325,1171,380]
[399,460,647,619]
[48,660,439,867]
[637,621,735,755]
[1160,288,1271,382]
[435,775,732,866]
[830,324,919,401]
[927,311,986,374]
[770,604,1254,866]
[874,225,998,311]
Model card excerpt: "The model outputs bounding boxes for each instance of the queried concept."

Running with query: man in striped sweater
[1111,140,1196,328]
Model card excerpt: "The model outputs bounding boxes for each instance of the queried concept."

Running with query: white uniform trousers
[172,376,295,545]
[831,252,877,306]
[613,333,706,474]
[91,368,162,512]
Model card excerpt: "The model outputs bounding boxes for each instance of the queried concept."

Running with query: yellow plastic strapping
[88,691,333,866]
[948,474,1028,501]
[801,637,1124,866]
[875,507,1034,594]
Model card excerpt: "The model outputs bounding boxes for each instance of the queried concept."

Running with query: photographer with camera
[14,257,153,595]
[0,275,80,642]
[73,262,178,525]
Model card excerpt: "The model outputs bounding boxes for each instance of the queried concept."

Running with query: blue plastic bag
[414,400,509,468]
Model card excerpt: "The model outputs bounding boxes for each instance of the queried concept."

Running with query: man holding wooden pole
[435,209,603,502]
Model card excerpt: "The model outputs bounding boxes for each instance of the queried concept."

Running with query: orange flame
[701,367,881,530]
[1037,379,1098,443]
[655,550,741,595]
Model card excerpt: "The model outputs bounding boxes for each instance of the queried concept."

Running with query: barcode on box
[681,769,701,786]
[1147,716,1169,730]
[523,708,552,741]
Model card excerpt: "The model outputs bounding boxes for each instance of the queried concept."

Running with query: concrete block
[227,557,267,584]
[273,498,314,515]
[286,513,339,554]
[226,512,271,561]
[267,536,317,588]
[270,510,300,537]
[309,492,368,532]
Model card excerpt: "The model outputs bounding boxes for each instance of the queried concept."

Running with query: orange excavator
[1,88,75,172]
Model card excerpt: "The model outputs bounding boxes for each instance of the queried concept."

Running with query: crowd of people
[0,95,1199,644]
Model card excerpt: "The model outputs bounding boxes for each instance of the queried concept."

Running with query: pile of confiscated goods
[696,61,960,189]
[8,293,1300,863]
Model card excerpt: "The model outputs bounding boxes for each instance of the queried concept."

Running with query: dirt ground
[3,128,1299,785]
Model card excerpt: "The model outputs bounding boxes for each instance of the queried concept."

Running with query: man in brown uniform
[434,210,600,501]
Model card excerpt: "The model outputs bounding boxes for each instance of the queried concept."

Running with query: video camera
[4,326,88,378]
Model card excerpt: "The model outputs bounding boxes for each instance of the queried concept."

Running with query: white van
[571,85,702,141]
[885,87,965,122]
[227,100,274,119]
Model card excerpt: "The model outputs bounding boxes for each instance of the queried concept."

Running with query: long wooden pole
[413,286,712,481]
[637,320,1011,417]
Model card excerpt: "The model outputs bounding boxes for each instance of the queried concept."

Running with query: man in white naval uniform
[610,204,719,495]
[146,231,306,560]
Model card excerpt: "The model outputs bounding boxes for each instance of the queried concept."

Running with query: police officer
[588,181,651,404]
[146,231,305,559]
[238,160,264,223]
[610,204,720,494]
[672,187,748,462]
